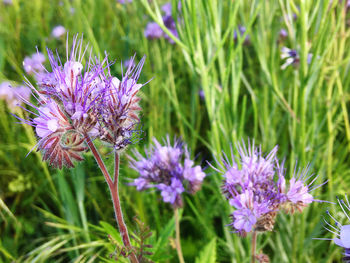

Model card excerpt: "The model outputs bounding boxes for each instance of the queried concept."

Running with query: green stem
[175,208,185,263]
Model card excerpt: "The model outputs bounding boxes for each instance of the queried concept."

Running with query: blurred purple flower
[211,140,321,235]
[0,82,31,109]
[144,22,164,40]
[234,26,250,45]
[278,29,288,42]
[281,47,313,69]
[118,0,132,3]
[23,52,46,74]
[52,25,66,38]
[144,2,179,44]
[318,196,350,262]
[129,136,206,208]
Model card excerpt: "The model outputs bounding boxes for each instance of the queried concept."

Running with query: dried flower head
[13,35,146,168]
[129,136,206,208]
[212,140,321,235]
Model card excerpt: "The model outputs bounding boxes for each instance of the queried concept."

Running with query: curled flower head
[13,35,147,168]
[319,196,350,262]
[129,136,206,208]
[99,55,145,151]
[212,140,321,235]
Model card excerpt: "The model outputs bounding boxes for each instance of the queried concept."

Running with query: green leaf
[99,221,122,244]
[151,214,175,260]
[195,238,216,263]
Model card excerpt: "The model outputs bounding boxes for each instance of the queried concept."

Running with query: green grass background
[0,0,349,262]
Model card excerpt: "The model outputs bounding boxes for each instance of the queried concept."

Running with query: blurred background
[0,0,349,262]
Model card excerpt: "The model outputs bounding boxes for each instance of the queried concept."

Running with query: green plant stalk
[174,208,185,263]
[84,135,138,263]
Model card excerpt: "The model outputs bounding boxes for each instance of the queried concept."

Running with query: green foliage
[0,0,349,262]
[195,238,216,263]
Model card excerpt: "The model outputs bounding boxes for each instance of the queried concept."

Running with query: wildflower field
[0,0,350,262]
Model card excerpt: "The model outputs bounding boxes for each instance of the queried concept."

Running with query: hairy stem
[175,208,185,263]
[84,135,138,263]
[251,231,257,263]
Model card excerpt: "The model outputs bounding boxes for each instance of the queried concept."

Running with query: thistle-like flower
[129,136,206,208]
[13,35,146,168]
[319,196,350,263]
[212,140,321,235]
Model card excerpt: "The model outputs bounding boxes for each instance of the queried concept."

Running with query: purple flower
[279,29,288,40]
[161,3,172,16]
[233,208,257,233]
[211,140,320,234]
[198,90,205,100]
[144,2,179,44]
[234,26,250,45]
[280,47,313,69]
[23,52,46,74]
[0,82,31,109]
[13,35,147,168]
[52,25,66,38]
[319,196,350,262]
[157,178,185,205]
[118,0,132,3]
[144,22,164,40]
[129,136,206,208]
[162,14,178,44]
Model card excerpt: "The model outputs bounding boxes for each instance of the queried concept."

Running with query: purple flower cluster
[234,26,250,45]
[13,35,146,168]
[144,2,179,44]
[280,47,313,69]
[129,136,206,208]
[321,196,350,262]
[0,82,31,109]
[212,141,320,235]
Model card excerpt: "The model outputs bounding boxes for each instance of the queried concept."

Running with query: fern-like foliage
[130,216,154,263]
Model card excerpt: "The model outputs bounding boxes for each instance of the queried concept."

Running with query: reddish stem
[251,231,257,263]
[84,135,138,263]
